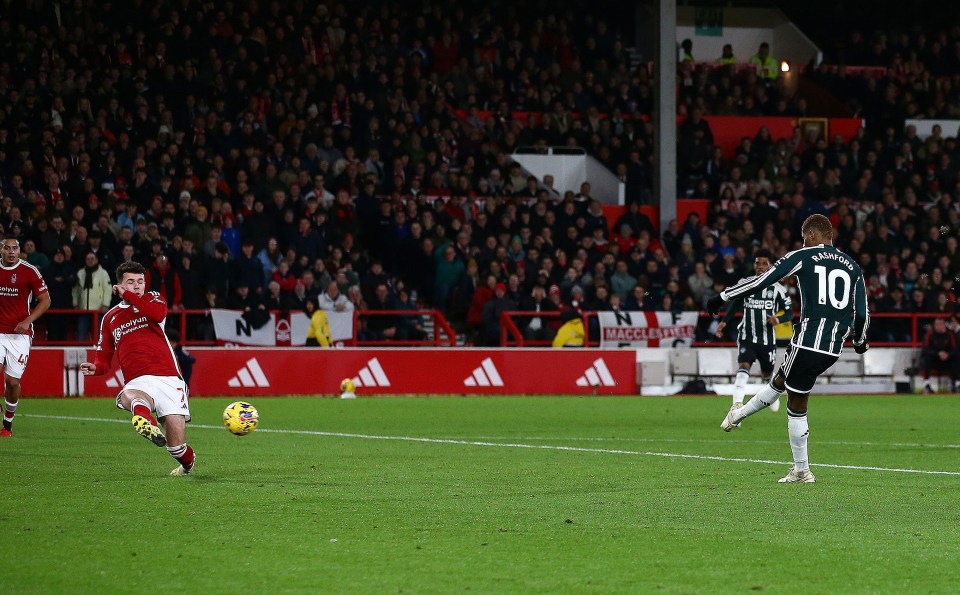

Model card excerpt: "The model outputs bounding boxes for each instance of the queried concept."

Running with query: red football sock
[178,445,195,468]
[132,404,157,425]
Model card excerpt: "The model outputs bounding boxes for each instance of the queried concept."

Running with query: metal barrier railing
[500,310,942,348]
[33,308,458,347]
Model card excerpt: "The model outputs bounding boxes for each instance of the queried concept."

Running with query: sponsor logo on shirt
[113,315,149,343]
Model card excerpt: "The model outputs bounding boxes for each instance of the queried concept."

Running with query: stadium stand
[1,0,959,348]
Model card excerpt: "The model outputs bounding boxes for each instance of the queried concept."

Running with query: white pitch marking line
[457,436,960,449]
[24,414,960,476]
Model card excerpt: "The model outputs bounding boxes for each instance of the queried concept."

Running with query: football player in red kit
[80,261,196,476]
[0,235,51,436]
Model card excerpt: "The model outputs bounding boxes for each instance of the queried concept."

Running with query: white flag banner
[211,309,278,346]
[327,312,354,342]
[598,311,698,348]
[213,309,355,346]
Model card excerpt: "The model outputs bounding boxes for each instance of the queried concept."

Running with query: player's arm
[775,290,794,324]
[721,251,804,302]
[720,297,741,325]
[707,251,804,314]
[16,272,52,333]
[16,291,52,334]
[851,271,870,348]
[715,297,741,337]
[80,314,115,376]
[121,290,168,323]
[31,290,52,320]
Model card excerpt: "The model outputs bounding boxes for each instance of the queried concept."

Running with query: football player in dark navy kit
[716,249,793,412]
[708,215,869,483]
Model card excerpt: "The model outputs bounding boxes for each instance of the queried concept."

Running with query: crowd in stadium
[2,0,960,345]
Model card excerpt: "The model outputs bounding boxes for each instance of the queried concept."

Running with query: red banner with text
[62,348,637,397]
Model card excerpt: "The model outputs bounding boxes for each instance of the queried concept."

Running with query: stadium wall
[27,348,638,397]
[23,347,918,398]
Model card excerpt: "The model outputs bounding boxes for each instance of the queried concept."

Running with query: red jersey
[0,260,48,336]
[93,290,181,382]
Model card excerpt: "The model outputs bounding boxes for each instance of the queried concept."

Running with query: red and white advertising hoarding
[24,348,638,397]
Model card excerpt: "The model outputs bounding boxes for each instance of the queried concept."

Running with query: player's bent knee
[771,374,786,391]
[786,391,810,412]
[120,389,154,409]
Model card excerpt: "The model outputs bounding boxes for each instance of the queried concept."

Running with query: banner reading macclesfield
[597,311,697,348]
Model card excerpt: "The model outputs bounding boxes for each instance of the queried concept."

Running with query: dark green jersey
[721,244,869,355]
[721,278,793,346]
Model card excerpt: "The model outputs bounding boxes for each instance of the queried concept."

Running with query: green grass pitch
[3,395,960,593]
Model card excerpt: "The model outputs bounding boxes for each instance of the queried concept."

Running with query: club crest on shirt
[10,274,16,284]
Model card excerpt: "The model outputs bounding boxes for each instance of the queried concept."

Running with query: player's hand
[79,362,97,376]
[706,294,724,315]
[112,284,126,298]
[715,321,726,338]
[14,319,30,334]
[854,342,869,355]
[767,315,779,326]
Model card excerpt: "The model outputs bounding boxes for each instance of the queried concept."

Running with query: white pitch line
[23,414,960,476]
[455,436,960,449]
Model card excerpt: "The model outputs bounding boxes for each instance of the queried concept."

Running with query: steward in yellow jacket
[553,309,585,348]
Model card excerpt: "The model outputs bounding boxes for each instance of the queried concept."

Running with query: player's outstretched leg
[720,403,742,431]
[721,374,785,431]
[167,443,196,476]
[129,398,166,447]
[762,375,780,412]
[1,398,18,436]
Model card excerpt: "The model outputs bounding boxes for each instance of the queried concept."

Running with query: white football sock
[3,399,17,423]
[787,408,810,472]
[731,383,783,423]
[732,369,749,405]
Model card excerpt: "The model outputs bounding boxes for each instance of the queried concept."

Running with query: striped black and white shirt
[720,244,869,356]
[721,278,792,346]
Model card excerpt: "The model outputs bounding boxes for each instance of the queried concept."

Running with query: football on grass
[223,401,259,436]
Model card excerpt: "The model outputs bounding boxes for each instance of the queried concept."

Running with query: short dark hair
[754,249,773,261]
[116,261,146,279]
[802,214,834,239]
[2,233,19,243]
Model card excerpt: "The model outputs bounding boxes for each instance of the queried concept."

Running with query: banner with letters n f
[598,311,698,348]
[211,309,356,346]
[211,309,278,346]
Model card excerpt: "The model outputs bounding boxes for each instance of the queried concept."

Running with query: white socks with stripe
[3,399,17,424]
[787,408,810,472]
[732,369,749,406]
[731,383,783,424]
[166,443,187,458]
